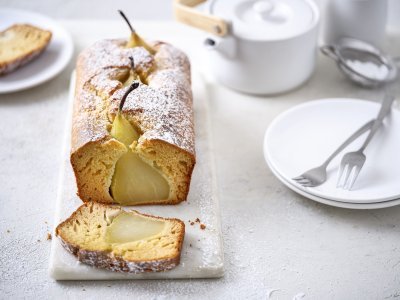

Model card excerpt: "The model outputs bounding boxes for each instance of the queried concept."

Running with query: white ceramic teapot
[174,0,320,95]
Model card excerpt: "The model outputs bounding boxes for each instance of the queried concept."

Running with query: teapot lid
[206,0,318,40]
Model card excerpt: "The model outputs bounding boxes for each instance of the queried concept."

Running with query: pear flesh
[110,114,170,204]
[105,212,165,244]
[110,114,139,145]
[127,32,155,55]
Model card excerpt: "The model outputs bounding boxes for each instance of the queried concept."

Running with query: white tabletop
[1,19,400,299]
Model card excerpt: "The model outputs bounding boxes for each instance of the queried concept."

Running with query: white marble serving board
[49,70,224,280]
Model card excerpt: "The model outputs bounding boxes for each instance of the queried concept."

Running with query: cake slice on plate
[0,24,52,75]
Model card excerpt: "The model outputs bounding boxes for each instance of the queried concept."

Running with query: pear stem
[128,56,135,70]
[118,10,135,34]
[119,81,140,113]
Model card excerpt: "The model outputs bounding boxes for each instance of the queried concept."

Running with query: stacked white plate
[263,98,400,209]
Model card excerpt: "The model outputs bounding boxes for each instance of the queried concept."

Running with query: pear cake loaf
[71,38,196,205]
[56,202,185,273]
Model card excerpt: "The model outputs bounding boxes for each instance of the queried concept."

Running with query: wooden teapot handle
[173,0,229,37]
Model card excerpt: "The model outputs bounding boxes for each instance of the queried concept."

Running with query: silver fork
[337,94,395,190]
[292,120,374,187]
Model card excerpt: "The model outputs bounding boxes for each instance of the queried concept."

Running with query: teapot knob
[253,0,289,23]
[253,0,274,16]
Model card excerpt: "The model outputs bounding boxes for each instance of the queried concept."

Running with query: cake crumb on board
[188,219,206,230]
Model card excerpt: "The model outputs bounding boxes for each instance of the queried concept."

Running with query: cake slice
[0,24,52,75]
[55,202,185,273]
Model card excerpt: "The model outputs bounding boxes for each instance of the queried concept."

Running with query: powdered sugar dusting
[73,39,194,156]
[109,73,195,154]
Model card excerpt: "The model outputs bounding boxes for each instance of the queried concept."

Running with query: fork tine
[295,178,309,183]
[337,164,348,188]
[344,166,359,190]
[342,164,353,189]
[293,177,310,184]
[292,177,303,182]
[292,175,311,185]
[343,166,353,190]
[296,179,311,185]
[342,166,352,190]
[347,166,361,191]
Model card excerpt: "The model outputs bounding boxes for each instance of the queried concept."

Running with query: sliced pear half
[110,113,170,204]
[105,212,165,244]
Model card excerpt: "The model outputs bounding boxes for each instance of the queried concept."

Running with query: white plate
[264,98,400,204]
[0,9,73,93]
[266,156,400,209]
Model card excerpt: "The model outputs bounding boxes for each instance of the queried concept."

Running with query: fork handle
[359,94,395,152]
[322,120,374,167]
